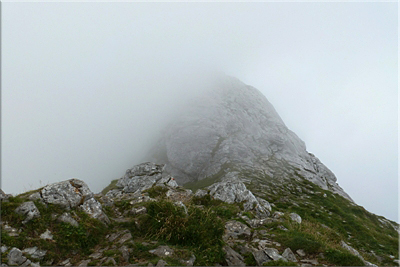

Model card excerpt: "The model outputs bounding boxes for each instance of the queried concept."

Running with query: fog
[2,2,398,222]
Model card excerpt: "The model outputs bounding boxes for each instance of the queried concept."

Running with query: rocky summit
[148,76,352,201]
[1,76,399,266]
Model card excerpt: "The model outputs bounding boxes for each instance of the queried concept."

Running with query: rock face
[149,75,352,200]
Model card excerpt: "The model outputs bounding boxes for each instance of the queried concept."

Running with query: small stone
[252,250,271,266]
[277,225,288,231]
[223,246,245,266]
[118,232,133,244]
[179,253,196,266]
[20,259,32,267]
[290,213,302,224]
[104,257,117,266]
[59,258,71,266]
[1,245,8,253]
[3,223,19,237]
[296,249,306,257]
[264,248,286,261]
[22,247,47,259]
[224,220,251,241]
[80,197,110,225]
[282,248,297,262]
[130,206,147,215]
[156,259,167,267]
[58,212,79,227]
[149,246,174,258]
[119,245,130,263]
[272,211,284,219]
[301,259,319,265]
[89,251,102,259]
[40,229,53,240]
[78,259,91,266]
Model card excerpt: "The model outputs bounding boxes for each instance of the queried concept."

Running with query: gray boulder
[8,247,28,266]
[223,246,245,266]
[41,179,93,210]
[14,201,41,224]
[116,163,165,193]
[207,176,270,217]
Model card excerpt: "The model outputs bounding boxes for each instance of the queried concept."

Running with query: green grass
[325,249,365,266]
[133,200,226,265]
[243,252,257,266]
[275,231,323,255]
[1,197,109,264]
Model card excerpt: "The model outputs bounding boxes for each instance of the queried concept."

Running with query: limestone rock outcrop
[148,75,352,201]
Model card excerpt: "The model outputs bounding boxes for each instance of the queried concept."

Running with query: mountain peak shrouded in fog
[148,75,352,201]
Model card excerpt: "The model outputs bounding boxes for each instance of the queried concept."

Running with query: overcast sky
[2,2,398,222]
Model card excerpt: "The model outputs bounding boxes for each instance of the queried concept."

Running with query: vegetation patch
[263,259,297,266]
[275,231,323,255]
[101,179,119,195]
[143,186,169,199]
[325,249,365,266]
[243,252,257,266]
[136,200,225,265]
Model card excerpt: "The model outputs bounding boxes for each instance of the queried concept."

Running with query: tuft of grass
[136,200,226,265]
